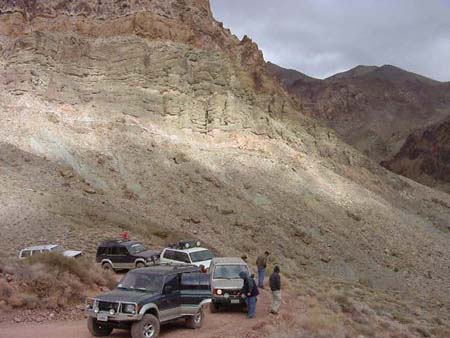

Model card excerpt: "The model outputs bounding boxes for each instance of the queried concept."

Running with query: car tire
[136,261,146,269]
[102,262,114,272]
[87,317,113,337]
[185,309,204,329]
[209,302,219,313]
[131,314,160,338]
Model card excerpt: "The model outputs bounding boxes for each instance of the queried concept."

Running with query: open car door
[180,272,211,315]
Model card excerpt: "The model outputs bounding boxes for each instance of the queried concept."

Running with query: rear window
[21,250,31,258]
[213,265,249,280]
[97,247,107,256]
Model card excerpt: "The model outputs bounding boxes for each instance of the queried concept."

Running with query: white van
[209,257,250,312]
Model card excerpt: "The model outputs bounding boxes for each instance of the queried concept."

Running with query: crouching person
[269,266,282,314]
[239,271,259,319]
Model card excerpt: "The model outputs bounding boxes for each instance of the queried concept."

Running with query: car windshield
[190,249,214,263]
[213,265,249,279]
[50,246,64,252]
[117,272,164,292]
[128,243,146,254]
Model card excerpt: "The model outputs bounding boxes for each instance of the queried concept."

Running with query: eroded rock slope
[0,1,450,328]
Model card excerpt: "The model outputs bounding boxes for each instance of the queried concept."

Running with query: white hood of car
[63,250,82,257]
[192,260,211,269]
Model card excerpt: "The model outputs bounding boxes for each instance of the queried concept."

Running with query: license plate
[97,314,108,322]
[231,299,240,304]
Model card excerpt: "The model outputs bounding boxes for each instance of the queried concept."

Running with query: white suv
[19,244,82,259]
[160,241,214,269]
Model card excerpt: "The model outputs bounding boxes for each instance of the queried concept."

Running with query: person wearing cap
[269,265,282,314]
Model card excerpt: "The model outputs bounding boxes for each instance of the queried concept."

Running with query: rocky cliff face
[1,1,450,331]
[383,118,450,193]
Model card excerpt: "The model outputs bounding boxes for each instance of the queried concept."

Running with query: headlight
[216,289,223,295]
[123,304,137,314]
[94,307,99,313]
[109,309,115,315]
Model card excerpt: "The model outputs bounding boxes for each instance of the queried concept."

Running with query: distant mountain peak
[327,64,440,84]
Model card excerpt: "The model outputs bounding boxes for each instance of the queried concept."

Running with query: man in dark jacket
[269,265,281,314]
[239,271,259,318]
[256,251,270,288]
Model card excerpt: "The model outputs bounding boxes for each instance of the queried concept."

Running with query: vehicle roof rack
[99,239,128,246]
[169,240,202,250]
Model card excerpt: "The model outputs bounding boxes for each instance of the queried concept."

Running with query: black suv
[86,265,211,338]
[96,240,160,271]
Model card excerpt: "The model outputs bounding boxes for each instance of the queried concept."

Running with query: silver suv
[209,257,250,312]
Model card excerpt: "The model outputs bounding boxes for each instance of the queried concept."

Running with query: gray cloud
[210,0,450,81]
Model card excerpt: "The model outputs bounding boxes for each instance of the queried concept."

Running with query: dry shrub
[1,253,116,310]
[300,297,346,338]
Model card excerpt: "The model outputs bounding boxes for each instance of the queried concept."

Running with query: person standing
[239,271,259,319]
[256,251,270,288]
[269,266,282,314]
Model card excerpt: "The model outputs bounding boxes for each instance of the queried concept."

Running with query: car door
[161,249,177,264]
[158,273,181,323]
[180,272,211,315]
[174,251,191,265]
[111,246,129,269]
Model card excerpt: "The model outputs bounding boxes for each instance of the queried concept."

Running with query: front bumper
[212,295,245,305]
[86,309,142,322]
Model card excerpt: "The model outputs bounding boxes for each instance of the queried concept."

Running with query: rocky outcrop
[0,0,266,76]
[271,63,450,164]
[382,118,450,191]
[1,0,450,326]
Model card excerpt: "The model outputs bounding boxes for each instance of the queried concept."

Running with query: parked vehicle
[209,257,251,312]
[86,265,211,338]
[96,240,160,272]
[160,240,214,269]
[18,244,82,259]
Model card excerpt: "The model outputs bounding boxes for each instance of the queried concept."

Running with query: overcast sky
[210,0,450,81]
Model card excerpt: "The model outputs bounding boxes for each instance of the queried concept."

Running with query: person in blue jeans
[239,272,259,318]
[256,251,270,288]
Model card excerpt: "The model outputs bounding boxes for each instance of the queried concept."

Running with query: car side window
[174,252,190,263]
[112,246,128,255]
[163,274,179,294]
[163,250,176,260]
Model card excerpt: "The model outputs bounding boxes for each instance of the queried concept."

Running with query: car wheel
[185,309,204,329]
[209,302,219,313]
[131,314,160,338]
[102,262,114,272]
[87,317,113,337]
[136,261,146,269]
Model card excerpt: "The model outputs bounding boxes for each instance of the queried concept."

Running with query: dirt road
[0,290,283,338]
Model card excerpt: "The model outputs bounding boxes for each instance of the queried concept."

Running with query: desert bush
[0,253,116,310]
[0,278,13,300]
